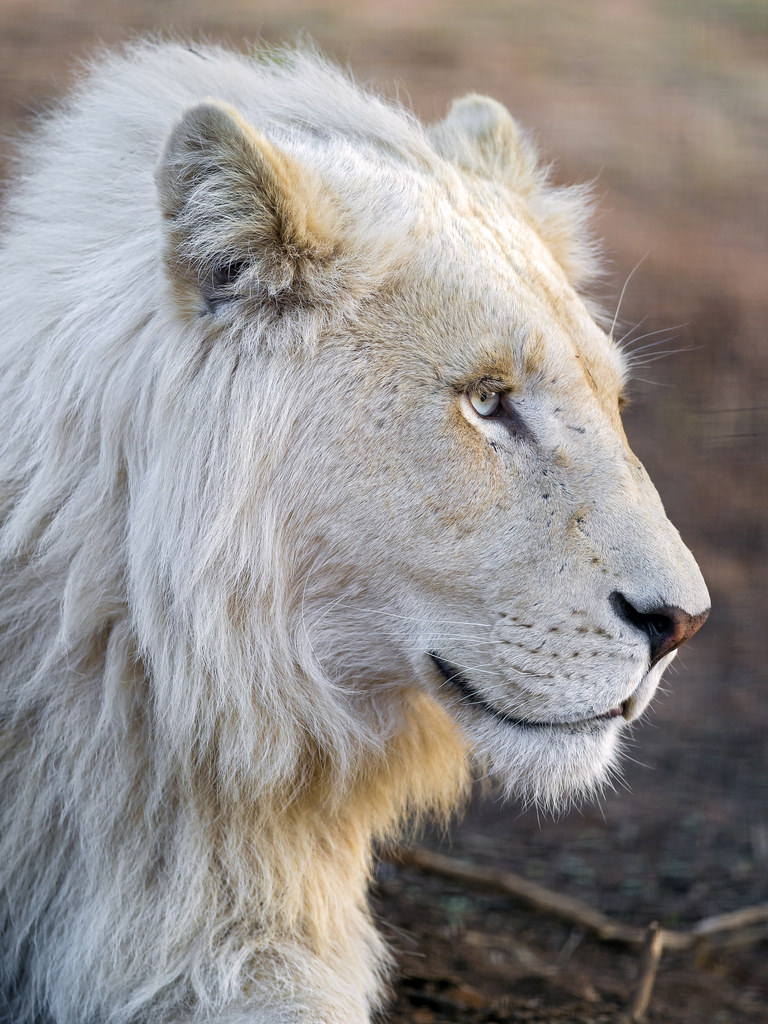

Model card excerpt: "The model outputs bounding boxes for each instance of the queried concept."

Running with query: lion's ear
[429,95,538,194]
[430,95,599,290]
[156,101,339,313]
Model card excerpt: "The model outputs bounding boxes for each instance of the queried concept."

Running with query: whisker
[407,633,542,648]
[623,335,678,358]
[609,252,649,342]
[619,320,689,353]
[616,314,649,348]
[630,376,672,387]
[368,609,497,630]
[626,345,698,368]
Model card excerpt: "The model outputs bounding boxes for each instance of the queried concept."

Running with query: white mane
[0,44,471,1024]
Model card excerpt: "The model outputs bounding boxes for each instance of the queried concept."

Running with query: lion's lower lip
[595,704,624,721]
[429,653,624,729]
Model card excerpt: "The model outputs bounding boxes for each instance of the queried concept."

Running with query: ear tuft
[156,101,339,313]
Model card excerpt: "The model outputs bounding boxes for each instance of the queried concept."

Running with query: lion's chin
[427,651,627,811]
[468,713,624,814]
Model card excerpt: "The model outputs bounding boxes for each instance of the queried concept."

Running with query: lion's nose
[610,592,710,667]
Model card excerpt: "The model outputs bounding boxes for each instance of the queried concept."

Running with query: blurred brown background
[1,2,766,1021]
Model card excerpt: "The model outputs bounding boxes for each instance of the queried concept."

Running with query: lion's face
[294,188,709,809]
[157,89,709,810]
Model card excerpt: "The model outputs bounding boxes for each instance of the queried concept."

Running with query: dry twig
[623,922,664,1023]
[382,845,768,1018]
[383,845,768,951]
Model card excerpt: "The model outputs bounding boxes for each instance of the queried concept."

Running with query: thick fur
[0,42,708,1024]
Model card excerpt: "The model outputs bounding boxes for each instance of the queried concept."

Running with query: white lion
[0,41,708,1024]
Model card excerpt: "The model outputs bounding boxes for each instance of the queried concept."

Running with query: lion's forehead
[330,149,627,414]
[380,190,627,410]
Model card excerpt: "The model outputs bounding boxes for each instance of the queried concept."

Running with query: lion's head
[151,63,709,814]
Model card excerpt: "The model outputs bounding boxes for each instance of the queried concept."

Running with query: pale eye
[468,387,501,417]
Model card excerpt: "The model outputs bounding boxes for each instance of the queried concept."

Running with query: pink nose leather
[611,593,710,666]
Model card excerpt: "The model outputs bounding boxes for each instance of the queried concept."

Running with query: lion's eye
[468,387,501,417]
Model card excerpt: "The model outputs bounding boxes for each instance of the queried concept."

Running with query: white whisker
[618,320,688,352]
[609,252,649,342]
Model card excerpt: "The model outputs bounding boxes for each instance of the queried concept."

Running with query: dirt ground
[1,2,766,1022]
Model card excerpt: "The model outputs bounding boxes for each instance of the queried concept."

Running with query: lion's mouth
[428,653,625,729]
